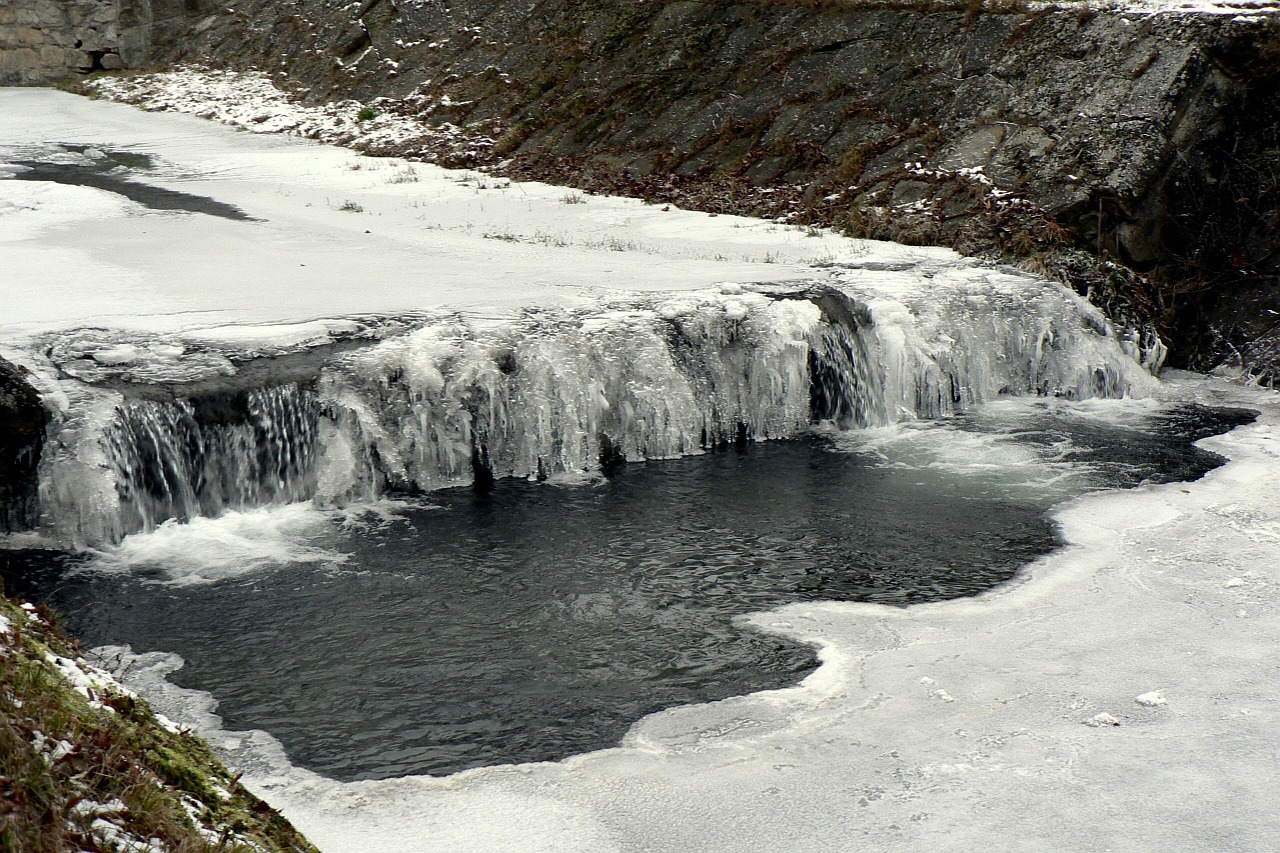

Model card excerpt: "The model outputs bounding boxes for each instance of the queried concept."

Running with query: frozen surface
[1121,0,1280,13]
[3,86,1159,550]
[0,86,880,343]
[109,373,1280,852]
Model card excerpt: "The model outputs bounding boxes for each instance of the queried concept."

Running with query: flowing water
[3,400,1253,781]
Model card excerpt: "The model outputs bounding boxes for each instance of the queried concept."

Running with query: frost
[32,731,76,763]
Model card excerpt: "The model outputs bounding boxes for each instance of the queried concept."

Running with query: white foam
[88,503,348,585]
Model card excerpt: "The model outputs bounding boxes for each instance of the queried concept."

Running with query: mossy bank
[0,591,319,853]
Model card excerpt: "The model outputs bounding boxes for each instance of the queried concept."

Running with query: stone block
[0,47,40,71]
[119,29,147,65]
[39,44,73,66]
[77,33,104,53]
[936,125,1007,172]
[100,52,124,69]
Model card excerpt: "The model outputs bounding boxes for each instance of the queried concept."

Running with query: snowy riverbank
[5,86,1280,851]
[88,370,1280,853]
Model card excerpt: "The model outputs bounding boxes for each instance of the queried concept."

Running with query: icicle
[316,294,823,500]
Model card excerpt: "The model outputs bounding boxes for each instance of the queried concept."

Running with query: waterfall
[317,292,823,500]
[104,385,320,533]
[20,278,1158,546]
[313,282,1155,501]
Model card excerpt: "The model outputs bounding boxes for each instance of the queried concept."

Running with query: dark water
[4,145,253,220]
[1,403,1254,782]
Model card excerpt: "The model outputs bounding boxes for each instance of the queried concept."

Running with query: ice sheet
[0,87,934,343]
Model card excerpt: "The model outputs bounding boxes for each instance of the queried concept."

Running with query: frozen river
[4,86,1280,852]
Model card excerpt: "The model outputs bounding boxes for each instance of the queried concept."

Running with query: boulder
[0,356,47,533]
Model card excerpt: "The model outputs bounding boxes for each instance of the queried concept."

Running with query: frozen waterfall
[26,276,1158,546]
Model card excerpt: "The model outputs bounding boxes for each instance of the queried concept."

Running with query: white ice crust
[0,87,876,343]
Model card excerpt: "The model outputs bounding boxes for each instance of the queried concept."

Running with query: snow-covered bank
[2,86,1160,547]
[0,86,850,341]
[107,373,1280,852]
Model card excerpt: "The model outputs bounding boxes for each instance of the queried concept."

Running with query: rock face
[0,356,47,533]
[146,0,1280,374]
[0,0,215,84]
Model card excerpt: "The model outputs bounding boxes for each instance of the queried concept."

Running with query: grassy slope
[0,593,319,853]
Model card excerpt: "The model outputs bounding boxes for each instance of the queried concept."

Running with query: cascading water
[12,275,1228,783]
[22,278,1158,546]
[316,292,823,500]
[314,280,1155,501]
[104,385,319,533]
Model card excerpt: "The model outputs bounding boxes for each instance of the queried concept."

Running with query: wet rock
[0,356,47,533]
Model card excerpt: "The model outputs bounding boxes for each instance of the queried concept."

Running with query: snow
[31,730,76,764]
[1120,0,1280,13]
[1134,691,1168,707]
[0,85,896,347]
[44,650,128,711]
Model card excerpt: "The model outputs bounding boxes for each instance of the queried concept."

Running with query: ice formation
[23,275,1157,546]
[5,83,1278,853]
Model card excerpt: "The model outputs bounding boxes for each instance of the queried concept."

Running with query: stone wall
[0,0,214,85]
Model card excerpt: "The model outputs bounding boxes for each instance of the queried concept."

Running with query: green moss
[0,594,319,853]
